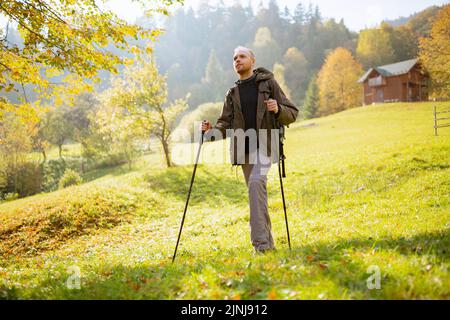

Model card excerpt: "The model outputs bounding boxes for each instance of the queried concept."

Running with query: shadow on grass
[81,164,135,183]
[142,165,249,206]
[15,229,448,300]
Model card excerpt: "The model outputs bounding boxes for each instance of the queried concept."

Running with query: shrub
[10,162,42,197]
[2,192,19,202]
[42,159,67,192]
[58,169,83,189]
[172,102,223,142]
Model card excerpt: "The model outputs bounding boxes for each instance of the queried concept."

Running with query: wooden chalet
[358,58,429,105]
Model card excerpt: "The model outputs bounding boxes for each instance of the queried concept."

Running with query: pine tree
[303,75,319,119]
[282,5,291,22]
[203,49,222,84]
[202,49,225,102]
[293,3,305,25]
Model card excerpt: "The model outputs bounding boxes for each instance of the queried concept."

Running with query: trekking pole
[272,113,292,250]
[172,124,206,263]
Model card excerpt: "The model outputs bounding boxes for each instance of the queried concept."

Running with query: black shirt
[237,74,258,153]
[237,74,258,131]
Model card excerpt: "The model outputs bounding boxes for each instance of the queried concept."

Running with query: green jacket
[207,67,299,165]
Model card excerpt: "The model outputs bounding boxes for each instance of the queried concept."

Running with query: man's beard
[237,66,251,75]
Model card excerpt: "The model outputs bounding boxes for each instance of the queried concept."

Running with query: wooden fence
[434,106,450,136]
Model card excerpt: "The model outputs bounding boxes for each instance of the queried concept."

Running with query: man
[201,46,298,253]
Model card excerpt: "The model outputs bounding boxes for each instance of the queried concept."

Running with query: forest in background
[0,1,448,201]
[152,2,442,109]
[3,2,444,110]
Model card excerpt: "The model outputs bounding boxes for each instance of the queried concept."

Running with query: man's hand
[264,99,279,114]
[201,120,212,133]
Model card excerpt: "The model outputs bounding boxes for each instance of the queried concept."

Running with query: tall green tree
[283,47,309,105]
[202,49,226,103]
[303,75,319,119]
[293,3,306,25]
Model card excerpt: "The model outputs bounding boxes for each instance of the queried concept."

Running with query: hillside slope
[0,102,449,299]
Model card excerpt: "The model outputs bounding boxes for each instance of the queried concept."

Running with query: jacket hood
[231,67,274,90]
[253,67,274,82]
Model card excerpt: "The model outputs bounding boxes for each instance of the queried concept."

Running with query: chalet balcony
[368,76,385,87]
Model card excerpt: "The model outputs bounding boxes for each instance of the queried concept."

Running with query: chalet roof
[358,58,419,83]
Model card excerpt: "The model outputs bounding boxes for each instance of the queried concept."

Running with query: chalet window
[369,75,383,87]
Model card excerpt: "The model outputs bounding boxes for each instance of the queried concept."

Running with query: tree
[317,48,363,116]
[322,18,354,53]
[357,28,395,68]
[94,101,145,170]
[283,47,309,105]
[0,0,183,121]
[44,106,74,160]
[293,3,306,25]
[387,24,418,61]
[32,111,51,163]
[303,75,319,119]
[281,5,291,22]
[408,5,443,37]
[108,55,187,167]
[252,27,282,69]
[202,49,226,103]
[65,93,98,148]
[301,6,324,70]
[150,97,189,167]
[419,4,450,99]
[0,112,34,194]
[272,63,292,100]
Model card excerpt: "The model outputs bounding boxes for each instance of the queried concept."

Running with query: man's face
[233,52,255,75]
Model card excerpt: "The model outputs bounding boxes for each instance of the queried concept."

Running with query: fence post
[434,105,438,136]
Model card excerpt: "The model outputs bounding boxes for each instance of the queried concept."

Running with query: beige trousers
[241,151,276,251]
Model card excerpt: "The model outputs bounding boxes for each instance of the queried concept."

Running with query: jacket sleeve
[271,79,299,126]
[205,93,233,141]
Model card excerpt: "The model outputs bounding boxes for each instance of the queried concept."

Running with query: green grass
[0,101,449,300]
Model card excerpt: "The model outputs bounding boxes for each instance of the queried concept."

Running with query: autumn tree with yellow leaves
[356,27,395,69]
[419,4,450,99]
[0,0,183,121]
[316,47,363,116]
[104,56,188,167]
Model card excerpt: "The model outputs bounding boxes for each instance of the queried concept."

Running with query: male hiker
[201,46,298,253]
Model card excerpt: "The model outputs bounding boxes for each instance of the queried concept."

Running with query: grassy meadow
[0,101,449,300]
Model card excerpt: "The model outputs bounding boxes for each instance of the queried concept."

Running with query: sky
[0,0,448,32]
[105,0,449,31]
